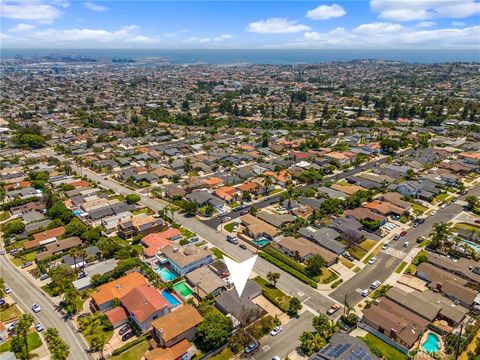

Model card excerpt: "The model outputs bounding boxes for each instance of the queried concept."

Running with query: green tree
[312,314,334,339]
[429,222,451,250]
[14,314,34,359]
[305,254,326,277]
[47,201,73,224]
[300,331,326,355]
[195,310,232,352]
[125,193,141,204]
[287,297,302,317]
[2,218,25,237]
[266,271,280,287]
[465,195,478,211]
[45,328,70,360]
[64,217,88,237]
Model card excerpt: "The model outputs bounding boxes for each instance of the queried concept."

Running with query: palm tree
[169,206,175,222]
[429,222,451,250]
[286,185,295,212]
[263,175,273,195]
[16,314,34,359]
[68,248,80,274]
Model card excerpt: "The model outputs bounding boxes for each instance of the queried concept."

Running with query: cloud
[299,23,480,48]
[247,18,310,34]
[83,2,108,11]
[1,1,63,23]
[370,0,480,21]
[184,33,232,44]
[452,21,466,27]
[9,23,35,31]
[416,21,436,28]
[306,4,346,20]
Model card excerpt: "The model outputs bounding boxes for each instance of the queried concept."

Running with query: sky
[1,0,479,49]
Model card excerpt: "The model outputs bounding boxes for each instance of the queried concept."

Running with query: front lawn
[340,257,354,269]
[359,239,377,251]
[211,247,230,260]
[132,244,144,255]
[229,202,240,209]
[112,340,150,360]
[0,304,22,322]
[179,227,195,239]
[361,333,407,360]
[0,331,42,353]
[347,245,367,260]
[395,262,407,274]
[410,203,428,215]
[433,193,450,204]
[362,243,384,264]
[224,222,236,233]
[0,211,11,222]
[11,252,37,267]
[253,276,291,312]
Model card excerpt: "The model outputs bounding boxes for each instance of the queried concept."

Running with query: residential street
[251,311,314,360]
[330,183,480,305]
[0,254,91,359]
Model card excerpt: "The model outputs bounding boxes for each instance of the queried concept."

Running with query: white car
[382,244,389,250]
[431,210,437,215]
[7,322,17,332]
[371,281,381,290]
[35,322,44,332]
[32,303,41,313]
[361,289,371,297]
[5,287,12,294]
[368,257,377,265]
[271,326,282,336]
[272,357,281,360]
[403,241,410,248]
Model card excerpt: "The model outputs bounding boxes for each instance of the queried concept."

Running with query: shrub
[111,335,148,356]
[330,279,343,288]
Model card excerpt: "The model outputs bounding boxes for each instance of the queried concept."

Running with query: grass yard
[132,208,153,215]
[347,246,367,260]
[453,223,480,236]
[211,247,230,260]
[362,243,384,264]
[340,257,354,269]
[11,252,37,267]
[179,227,195,239]
[419,239,430,248]
[433,193,450,204]
[107,194,125,202]
[223,222,236,233]
[361,333,407,360]
[318,268,338,284]
[132,244,144,254]
[0,211,11,222]
[0,304,22,322]
[210,348,234,360]
[410,202,428,215]
[353,267,361,273]
[270,189,284,195]
[359,239,377,252]
[0,331,42,353]
[395,261,407,274]
[253,276,291,312]
[112,340,150,360]
[229,202,240,209]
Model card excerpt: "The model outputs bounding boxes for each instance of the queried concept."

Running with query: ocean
[1,49,479,64]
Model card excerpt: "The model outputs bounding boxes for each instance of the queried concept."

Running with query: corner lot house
[161,244,213,276]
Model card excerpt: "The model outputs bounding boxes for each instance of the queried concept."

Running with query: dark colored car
[240,210,249,215]
[245,341,260,354]
[121,332,135,341]
[239,244,247,250]
[475,219,480,224]
[119,324,130,335]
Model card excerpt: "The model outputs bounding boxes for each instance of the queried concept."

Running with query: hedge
[262,246,321,282]
[330,279,343,288]
[258,252,317,288]
[111,335,148,356]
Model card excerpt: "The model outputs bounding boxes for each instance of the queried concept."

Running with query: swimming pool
[155,266,177,282]
[173,281,194,299]
[422,332,441,353]
[254,237,270,248]
[161,290,181,307]
[461,239,480,254]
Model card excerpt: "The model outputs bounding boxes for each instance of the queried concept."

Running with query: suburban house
[118,214,165,239]
[185,266,228,298]
[347,207,387,225]
[240,214,280,240]
[161,244,213,276]
[272,236,337,267]
[309,333,379,360]
[151,304,204,348]
[141,228,182,258]
[91,272,149,311]
[35,237,83,262]
[215,281,264,324]
[364,200,408,217]
[24,226,65,250]
[298,226,346,255]
[145,339,197,360]
[121,285,172,332]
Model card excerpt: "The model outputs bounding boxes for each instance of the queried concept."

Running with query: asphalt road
[252,311,315,360]
[203,148,414,229]
[0,255,90,359]
[330,182,480,305]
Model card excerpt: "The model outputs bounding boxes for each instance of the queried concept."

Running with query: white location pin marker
[224,255,258,298]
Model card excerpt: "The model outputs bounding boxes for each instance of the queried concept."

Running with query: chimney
[390,328,397,340]
[436,282,443,291]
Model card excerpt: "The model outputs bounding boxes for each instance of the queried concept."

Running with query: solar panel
[321,344,332,354]
[328,344,343,356]
[335,344,351,357]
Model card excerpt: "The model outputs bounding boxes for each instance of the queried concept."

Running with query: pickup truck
[226,235,238,244]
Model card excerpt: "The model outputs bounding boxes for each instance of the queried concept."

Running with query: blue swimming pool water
[155,266,177,282]
[254,237,270,248]
[461,239,480,254]
[422,332,441,353]
[73,210,82,215]
[161,290,181,307]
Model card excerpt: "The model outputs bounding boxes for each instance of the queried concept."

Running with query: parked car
[239,244,247,250]
[475,219,480,224]
[382,244,389,250]
[271,326,282,336]
[5,287,12,294]
[10,249,19,256]
[22,261,33,268]
[460,190,468,195]
[371,281,381,290]
[0,249,5,255]
[244,341,260,354]
[31,303,41,313]
[119,324,130,335]
[240,210,249,215]
[393,235,400,241]
[121,332,135,341]
[403,241,410,248]
[361,289,371,297]
[226,235,238,244]
[7,322,17,332]
[416,236,427,243]
[368,257,377,265]
[39,274,49,281]
[431,210,437,215]
[35,322,44,332]
[327,303,340,315]
[400,231,407,237]
[221,217,231,223]
[0,299,5,306]
[342,252,355,261]
[272,357,281,360]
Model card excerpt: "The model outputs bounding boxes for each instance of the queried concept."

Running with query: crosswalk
[382,247,405,259]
